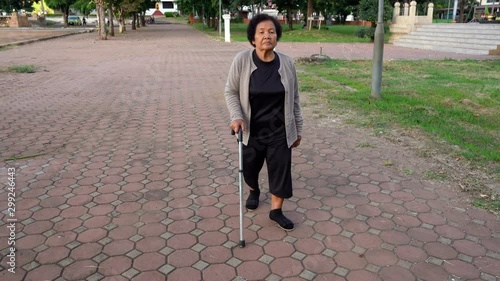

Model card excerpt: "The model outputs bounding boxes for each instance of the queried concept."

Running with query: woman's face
[252,20,277,51]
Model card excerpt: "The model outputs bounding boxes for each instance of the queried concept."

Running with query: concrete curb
[0,29,95,48]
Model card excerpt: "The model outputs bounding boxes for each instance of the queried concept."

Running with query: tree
[274,0,304,30]
[45,0,78,26]
[0,0,39,13]
[357,0,392,41]
[32,0,55,14]
[306,0,312,29]
[358,0,392,27]
[95,0,107,39]
[331,0,358,23]
[115,0,143,33]
[73,0,94,17]
[457,0,477,22]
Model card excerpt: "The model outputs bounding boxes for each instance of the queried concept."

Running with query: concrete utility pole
[371,0,384,99]
[452,0,458,21]
[219,0,222,36]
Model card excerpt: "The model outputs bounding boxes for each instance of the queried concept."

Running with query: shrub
[354,26,374,38]
[355,24,390,40]
[8,65,37,73]
[164,12,178,17]
[231,17,243,24]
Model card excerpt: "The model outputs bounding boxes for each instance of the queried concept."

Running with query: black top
[249,50,286,143]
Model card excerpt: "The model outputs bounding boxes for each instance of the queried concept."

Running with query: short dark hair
[247,14,282,47]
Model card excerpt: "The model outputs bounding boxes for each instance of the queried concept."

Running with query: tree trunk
[458,0,466,23]
[63,7,69,27]
[108,2,115,36]
[96,0,107,40]
[306,0,313,30]
[288,7,293,30]
[132,13,136,30]
[118,8,126,33]
[141,13,145,26]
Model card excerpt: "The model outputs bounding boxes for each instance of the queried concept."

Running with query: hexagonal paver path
[0,22,499,281]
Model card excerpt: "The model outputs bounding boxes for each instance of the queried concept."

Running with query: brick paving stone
[261,241,294,258]
[198,231,227,246]
[270,257,304,277]
[0,21,498,281]
[236,261,271,280]
[78,228,107,243]
[16,234,46,249]
[341,219,369,234]
[474,256,500,277]
[62,260,98,280]
[133,252,165,271]
[83,215,112,229]
[24,264,62,281]
[166,233,197,250]
[346,269,381,281]
[22,220,53,235]
[167,249,199,267]
[295,238,326,255]
[35,246,70,264]
[70,243,103,260]
[136,237,166,253]
[98,256,132,276]
[200,245,232,264]
[378,265,414,281]
[138,222,166,237]
[335,251,368,270]
[108,225,137,240]
[423,242,459,260]
[352,233,383,249]
[233,243,265,261]
[394,245,428,262]
[412,262,449,281]
[407,227,439,242]
[365,248,398,266]
[203,264,236,281]
[452,239,487,257]
[102,240,134,257]
[131,271,165,281]
[2,249,36,268]
[481,237,500,252]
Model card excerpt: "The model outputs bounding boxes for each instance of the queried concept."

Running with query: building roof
[152,10,164,16]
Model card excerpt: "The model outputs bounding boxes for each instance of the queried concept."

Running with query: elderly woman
[225,14,303,231]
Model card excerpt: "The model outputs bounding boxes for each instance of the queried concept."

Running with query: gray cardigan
[225,50,303,147]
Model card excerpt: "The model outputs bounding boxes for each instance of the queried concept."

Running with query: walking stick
[231,128,245,248]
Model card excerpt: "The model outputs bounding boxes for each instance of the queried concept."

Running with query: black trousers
[242,136,293,199]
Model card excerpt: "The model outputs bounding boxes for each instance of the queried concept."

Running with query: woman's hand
[230,119,246,134]
[292,135,302,148]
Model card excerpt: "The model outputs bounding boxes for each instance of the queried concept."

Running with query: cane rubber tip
[239,240,246,248]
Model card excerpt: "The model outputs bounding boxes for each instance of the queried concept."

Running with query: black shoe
[245,189,260,211]
[270,209,294,231]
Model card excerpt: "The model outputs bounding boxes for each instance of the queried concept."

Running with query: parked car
[68,16,82,25]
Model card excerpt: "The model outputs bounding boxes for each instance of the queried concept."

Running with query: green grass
[5,65,37,73]
[433,19,455,23]
[192,22,391,43]
[297,59,500,163]
[473,198,500,213]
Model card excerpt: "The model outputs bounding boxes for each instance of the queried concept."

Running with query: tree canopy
[358,0,393,24]
[0,0,39,12]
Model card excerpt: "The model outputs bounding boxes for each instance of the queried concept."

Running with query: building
[146,1,178,16]
[474,0,499,18]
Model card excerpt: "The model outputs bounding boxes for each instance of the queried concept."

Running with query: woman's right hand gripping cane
[230,119,246,135]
